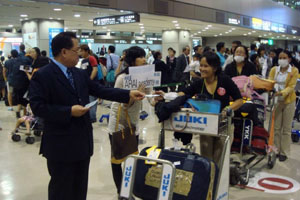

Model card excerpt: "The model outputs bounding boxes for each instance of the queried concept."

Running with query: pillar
[22,19,64,57]
[162,29,192,61]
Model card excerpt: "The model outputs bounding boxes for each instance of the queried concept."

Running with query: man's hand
[71,105,90,117]
[129,90,145,101]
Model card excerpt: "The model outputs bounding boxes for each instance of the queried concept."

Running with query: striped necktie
[66,68,75,89]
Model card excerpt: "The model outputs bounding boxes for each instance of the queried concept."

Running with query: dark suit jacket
[173,54,189,82]
[153,59,171,85]
[29,61,130,162]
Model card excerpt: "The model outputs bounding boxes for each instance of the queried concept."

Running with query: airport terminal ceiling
[0,0,300,42]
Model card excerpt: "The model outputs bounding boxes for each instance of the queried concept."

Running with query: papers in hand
[145,94,160,98]
[84,100,98,108]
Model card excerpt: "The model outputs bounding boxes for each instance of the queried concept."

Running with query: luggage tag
[145,146,161,165]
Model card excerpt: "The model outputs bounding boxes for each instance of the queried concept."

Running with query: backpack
[106,55,115,83]
[232,75,254,98]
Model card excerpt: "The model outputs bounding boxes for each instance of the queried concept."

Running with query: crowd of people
[0,32,299,199]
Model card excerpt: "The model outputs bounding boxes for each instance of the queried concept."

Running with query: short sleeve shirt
[182,73,242,110]
[80,56,98,80]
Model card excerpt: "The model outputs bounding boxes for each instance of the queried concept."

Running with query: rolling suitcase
[132,146,219,200]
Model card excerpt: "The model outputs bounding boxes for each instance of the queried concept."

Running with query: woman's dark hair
[11,49,18,58]
[257,47,265,57]
[203,46,211,53]
[1,56,5,62]
[119,46,146,76]
[51,32,77,57]
[124,46,146,67]
[41,50,47,57]
[192,53,202,60]
[153,51,162,60]
[168,47,176,55]
[233,45,249,61]
[33,47,41,58]
[80,44,90,54]
[201,52,222,75]
[279,50,293,59]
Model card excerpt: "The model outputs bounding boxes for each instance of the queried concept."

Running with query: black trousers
[47,158,90,200]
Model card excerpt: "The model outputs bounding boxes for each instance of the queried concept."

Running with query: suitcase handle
[170,110,190,132]
[120,155,176,200]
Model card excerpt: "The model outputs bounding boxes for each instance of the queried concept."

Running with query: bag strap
[109,55,114,70]
[115,105,134,135]
[170,111,190,132]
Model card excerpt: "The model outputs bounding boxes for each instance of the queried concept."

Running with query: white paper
[123,71,161,90]
[128,64,155,75]
[84,100,98,108]
[145,94,160,98]
[19,65,33,73]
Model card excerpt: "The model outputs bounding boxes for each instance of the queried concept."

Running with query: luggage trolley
[120,109,232,200]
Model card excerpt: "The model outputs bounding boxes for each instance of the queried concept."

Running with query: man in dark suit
[29,32,144,200]
[173,46,190,92]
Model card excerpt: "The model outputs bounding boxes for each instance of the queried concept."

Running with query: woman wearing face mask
[176,52,243,163]
[108,46,149,197]
[268,50,299,162]
[224,45,257,78]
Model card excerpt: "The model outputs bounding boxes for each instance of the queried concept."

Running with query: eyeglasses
[67,48,79,54]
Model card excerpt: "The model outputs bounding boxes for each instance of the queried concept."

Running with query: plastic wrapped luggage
[133,146,219,200]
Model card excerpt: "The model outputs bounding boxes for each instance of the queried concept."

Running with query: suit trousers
[47,158,90,200]
[274,101,295,156]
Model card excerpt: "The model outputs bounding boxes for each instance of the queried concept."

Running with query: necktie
[66,68,75,89]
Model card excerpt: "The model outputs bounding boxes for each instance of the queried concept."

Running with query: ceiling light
[89,19,93,22]
[252,31,256,33]
[20,14,28,17]
[176,27,180,29]
[74,14,80,18]
[120,10,124,12]
[286,37,289,39]
[139,23,143,26]
[175,24,179,27]
[225,32,228,34]
[248,32,252,35]
[8,25,13,27]
[198,31,201,33]
[49,17,53,20]
[282,34,286,37]
[65,27,68,30]
[293,36,296,39]
[243,34,247,36]
[72,29,77,32]
[214,35,218,37]
[53,8,62,11]
[57,18,61,20]
[228,30,232,32]
[277,36,280,38]
[219,33,223,36]
[272,37,274,39]
[25,18,28,20]
[231,28,236,30]
[207,25,212,27]
[194,33,197,35]
[103,27,107,29]
[202,30,206,32]
[268,33,272,35]
[140,26,144,29]
[108,29,111,31]
[172,20,178,23]
[264,34,267,36]
[205,27,209,30]
[259,35,262,37]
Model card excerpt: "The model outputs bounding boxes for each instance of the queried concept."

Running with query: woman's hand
[150,90,164,106]
[137,84,146,93]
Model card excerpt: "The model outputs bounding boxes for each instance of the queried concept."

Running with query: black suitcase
[133,147,219,200]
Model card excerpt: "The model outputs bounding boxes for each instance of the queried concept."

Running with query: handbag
[111,106,138,163]
[250,75,275,91]
[232,75,254,98]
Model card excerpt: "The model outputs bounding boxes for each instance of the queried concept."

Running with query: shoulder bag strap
[109,55,114,70]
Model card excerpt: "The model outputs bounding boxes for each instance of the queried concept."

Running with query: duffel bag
[250,75,275,91]
[133,147,219,200]
[251,126,269,155]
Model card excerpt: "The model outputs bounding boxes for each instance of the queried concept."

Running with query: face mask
[278,59,289,68]
[234,56,245,63]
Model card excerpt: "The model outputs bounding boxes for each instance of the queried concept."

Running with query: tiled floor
[0,99,300,200]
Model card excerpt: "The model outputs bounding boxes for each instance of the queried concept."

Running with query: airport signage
[271,23,279,32]
[278,24,287,33]
[93,13,140,26]
[227,13,241,25]
[252,18,263,30]
[262,20,271,31]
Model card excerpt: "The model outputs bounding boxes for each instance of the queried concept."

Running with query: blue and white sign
[120,157,135,198]
[242,119,253,147]
[158,164,174,200]
[271,23,279,32]
[49,28,64,58]
[164,111,220,135]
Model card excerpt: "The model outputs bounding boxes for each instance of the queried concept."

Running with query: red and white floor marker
[245,172,300,194]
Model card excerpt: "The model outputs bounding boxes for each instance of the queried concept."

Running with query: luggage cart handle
[120,155,176,200]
